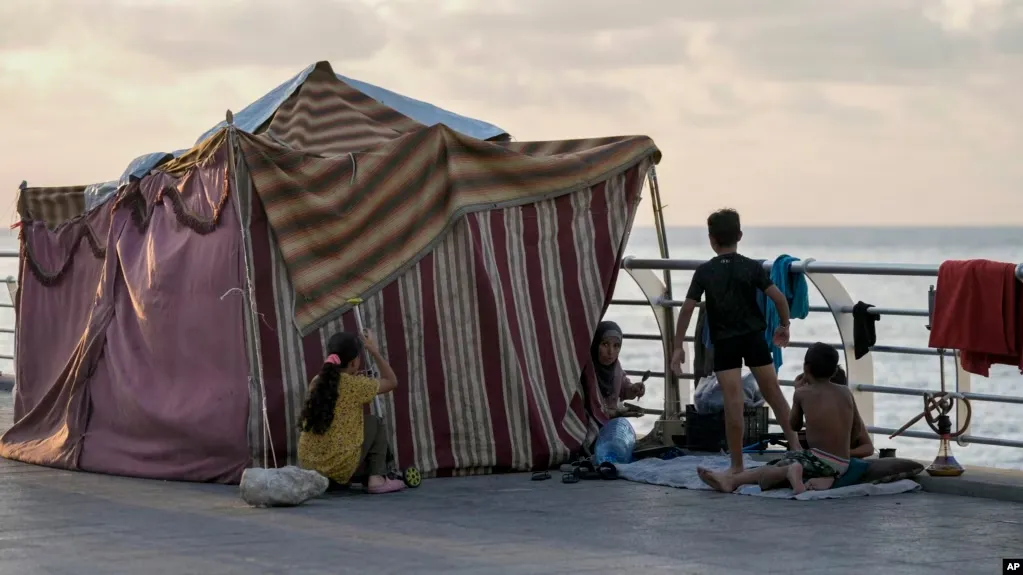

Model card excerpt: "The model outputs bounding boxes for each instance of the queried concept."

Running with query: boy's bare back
[793,382,864,459]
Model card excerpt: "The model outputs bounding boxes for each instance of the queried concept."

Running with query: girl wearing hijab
[591,321,646,416]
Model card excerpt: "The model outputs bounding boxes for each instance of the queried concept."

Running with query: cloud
[397,20,694,72]
[784,89,885,127]
[993,15,1023,54]
[4,1,1017,84]
[1,0,390,70]
[0,0,1020,224]
[724,7,986,85]
[383,1,986,81]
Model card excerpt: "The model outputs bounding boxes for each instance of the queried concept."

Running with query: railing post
[953,350,972,447]
[622,260,686,443]
[803,270,876,431]
[6,193,19,400]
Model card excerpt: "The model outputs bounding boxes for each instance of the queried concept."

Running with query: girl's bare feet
[786,463,807,494]
[698,467,737,493]
[366,475,406,494]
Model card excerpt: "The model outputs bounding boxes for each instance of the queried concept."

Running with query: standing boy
[670,209,801,473]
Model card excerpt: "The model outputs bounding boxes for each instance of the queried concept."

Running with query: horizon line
[636,224,1023,229]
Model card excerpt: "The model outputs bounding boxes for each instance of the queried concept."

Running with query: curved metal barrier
[617,257,1023,450]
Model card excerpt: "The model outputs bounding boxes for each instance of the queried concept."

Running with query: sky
[0,0,1021,227]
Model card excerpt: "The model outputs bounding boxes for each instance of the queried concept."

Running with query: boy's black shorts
[713,331,773,372]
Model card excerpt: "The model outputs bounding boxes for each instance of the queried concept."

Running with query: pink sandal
[367,478,406,494]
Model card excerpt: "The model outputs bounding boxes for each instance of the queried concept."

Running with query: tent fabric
[249,162,649,473]
[194,61,509,152]
[1,143,252,482]
[3,207,112,469]
[118,152,176,188]
[84,181,119,213]
[19,213,107,288]
[241,107,658,335]
[338,73,510,142]
[243,61,656,340]
[241,126,658,335]
[17,185,88,230]
[263,63,425,156]
[79,155,251,482]
[238,66,658,471]
[144,62,509,186]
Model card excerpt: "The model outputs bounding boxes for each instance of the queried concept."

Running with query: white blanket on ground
[616,455,921,500]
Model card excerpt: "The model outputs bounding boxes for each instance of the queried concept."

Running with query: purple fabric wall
[0,209,111,469]
[76,155,250,478]
[2,146,252,483]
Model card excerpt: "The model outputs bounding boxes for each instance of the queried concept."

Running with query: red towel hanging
[928,259,1022,377]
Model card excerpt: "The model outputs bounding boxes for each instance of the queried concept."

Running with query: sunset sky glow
[1,0,1021,226]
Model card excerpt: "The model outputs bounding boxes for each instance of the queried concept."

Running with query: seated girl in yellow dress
[298,329,405,494]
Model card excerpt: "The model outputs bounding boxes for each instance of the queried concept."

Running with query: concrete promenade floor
[1,394,1021,574]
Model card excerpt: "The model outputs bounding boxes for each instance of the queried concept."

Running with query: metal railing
[0,248,15,367]
[614,256,1023,450]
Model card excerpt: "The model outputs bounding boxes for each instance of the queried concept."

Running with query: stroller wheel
[403,466,422,488]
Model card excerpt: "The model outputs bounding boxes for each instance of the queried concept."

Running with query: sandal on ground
[571,460,603,480]
[597,462,618,480]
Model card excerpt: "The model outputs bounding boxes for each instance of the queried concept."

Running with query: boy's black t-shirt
[686,253,774,343]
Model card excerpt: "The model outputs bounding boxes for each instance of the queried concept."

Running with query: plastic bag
[693,371,765,414]
[239,466,329,508]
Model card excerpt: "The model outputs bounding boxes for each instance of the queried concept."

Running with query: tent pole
[226,112,276,469]
[16,181,27,226]
[348,303,384,417]
[646,167,680,422]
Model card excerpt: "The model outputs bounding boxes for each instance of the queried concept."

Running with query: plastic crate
[684,404,769,452]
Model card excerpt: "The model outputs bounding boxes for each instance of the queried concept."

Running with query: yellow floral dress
[297,373,379,483]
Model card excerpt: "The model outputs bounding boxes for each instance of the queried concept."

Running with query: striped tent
[3,61,660,482]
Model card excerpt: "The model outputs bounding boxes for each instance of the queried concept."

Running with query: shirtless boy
[699,342,874,494]
[671,208,801,473]
[793,365,873,457]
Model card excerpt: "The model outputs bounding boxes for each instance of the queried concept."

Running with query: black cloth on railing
[693,307,715,380]
[852,301,879,359]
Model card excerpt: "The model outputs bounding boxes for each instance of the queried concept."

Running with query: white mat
[616,455,921,500]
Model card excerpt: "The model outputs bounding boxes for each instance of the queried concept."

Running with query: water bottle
[594,417,636,465]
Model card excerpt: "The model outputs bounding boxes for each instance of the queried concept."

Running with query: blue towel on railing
[763,255,809,370]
